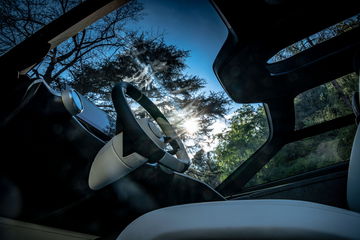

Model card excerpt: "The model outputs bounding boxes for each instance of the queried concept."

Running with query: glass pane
[212,104,269,185]
[295,72,358,130]
[4,0,270,188]
[246,124,356,187]
[0,0,82,56]
[267,13,360,64]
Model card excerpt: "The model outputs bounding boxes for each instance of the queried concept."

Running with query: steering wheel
[88,82,190,190]
[112,81,190,171]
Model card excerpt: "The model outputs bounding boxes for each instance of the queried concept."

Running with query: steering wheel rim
[112,81,190,173]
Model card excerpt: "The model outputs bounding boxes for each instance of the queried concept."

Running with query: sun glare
[182,118,200,135]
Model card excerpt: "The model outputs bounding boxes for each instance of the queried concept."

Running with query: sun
[182,118,200,135]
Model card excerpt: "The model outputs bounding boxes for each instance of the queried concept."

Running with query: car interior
[0,0,360,239]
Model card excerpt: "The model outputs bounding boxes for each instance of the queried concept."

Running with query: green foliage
[246,125,356,187]
[295,73,357,129]
[214,104,269,183]
[187,149,221,187]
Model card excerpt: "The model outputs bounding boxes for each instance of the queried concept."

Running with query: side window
[295,72,357,129]
[246,72,358,188]
[247,125,356,187]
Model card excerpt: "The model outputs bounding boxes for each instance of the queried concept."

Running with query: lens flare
[182,118,200,135]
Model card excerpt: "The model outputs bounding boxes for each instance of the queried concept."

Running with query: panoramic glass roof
[267,13,360,64]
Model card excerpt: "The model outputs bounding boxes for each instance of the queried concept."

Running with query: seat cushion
[117,199,360,240]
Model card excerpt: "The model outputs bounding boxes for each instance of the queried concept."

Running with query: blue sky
[128,0,229,93]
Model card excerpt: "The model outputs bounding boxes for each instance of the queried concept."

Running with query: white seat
[117,200,360,240]
[347,117,360,212]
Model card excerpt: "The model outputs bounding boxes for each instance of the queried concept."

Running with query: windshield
[0,0,270,188]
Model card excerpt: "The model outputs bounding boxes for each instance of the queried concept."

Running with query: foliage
[295,73,357,129]
[186,149,221,187]
[214,105,269,184]
[246,124,356,187]
[246,74,358,187]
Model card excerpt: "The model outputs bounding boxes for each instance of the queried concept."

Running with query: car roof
[212,0,360,103]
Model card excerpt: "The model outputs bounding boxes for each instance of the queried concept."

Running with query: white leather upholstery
[347,125,360,212]
[347,76,360,213]
[118,199,360,240]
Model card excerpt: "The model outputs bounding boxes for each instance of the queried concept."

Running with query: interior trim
[232,170,347,201]
[0,217,98,240]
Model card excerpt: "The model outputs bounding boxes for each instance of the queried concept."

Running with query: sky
[128,0,229,93]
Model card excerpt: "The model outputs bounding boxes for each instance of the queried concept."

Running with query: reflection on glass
[72,90,84,112]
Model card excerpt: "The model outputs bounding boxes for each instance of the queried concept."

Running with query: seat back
[347,65,360,212]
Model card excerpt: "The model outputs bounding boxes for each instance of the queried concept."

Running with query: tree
[295,73,357,129]
[214,104,269,183]
[186,149,221,187]
[70,35,229,117]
